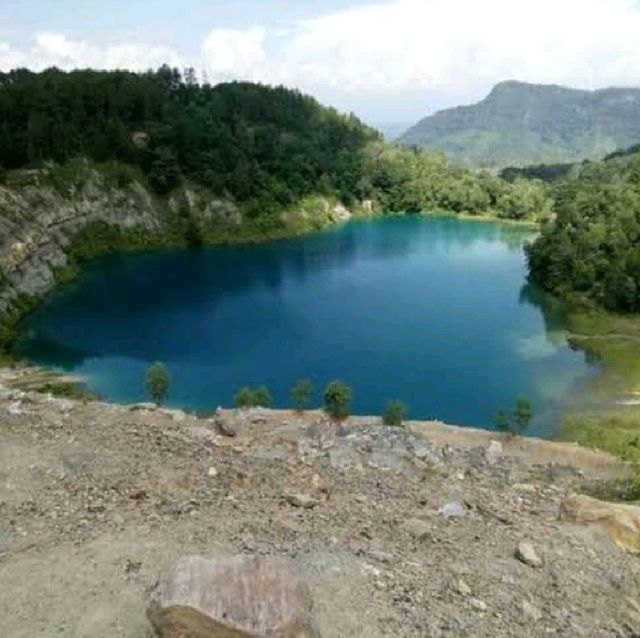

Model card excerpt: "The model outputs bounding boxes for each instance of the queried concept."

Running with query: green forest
[526,153,640,313]
[0,66,379,218]
[0,66,552,224]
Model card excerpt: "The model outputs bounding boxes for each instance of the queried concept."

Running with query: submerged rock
[148,555,316,637]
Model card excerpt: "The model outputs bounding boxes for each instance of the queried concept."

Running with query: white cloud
[200,0,640,103]
[273,0,640,92]
[4,0,640,119]
[0,33,183,72]
[202,27,266,82]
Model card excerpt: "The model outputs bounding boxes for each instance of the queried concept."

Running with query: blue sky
[3,0,640,125]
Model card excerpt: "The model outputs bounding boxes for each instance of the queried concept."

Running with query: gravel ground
[0,379,639,637]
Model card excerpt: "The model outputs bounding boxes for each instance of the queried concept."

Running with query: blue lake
[19,216,596,434]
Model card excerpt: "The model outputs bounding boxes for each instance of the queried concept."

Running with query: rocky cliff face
[0,168,241,317]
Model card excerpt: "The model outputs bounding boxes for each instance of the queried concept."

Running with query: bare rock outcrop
[148,555,316,638]
[560,492,640,553]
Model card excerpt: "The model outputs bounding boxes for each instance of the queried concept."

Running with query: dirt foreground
[1,374,639,637]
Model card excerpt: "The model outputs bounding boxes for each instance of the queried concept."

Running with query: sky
[3,0,640,126]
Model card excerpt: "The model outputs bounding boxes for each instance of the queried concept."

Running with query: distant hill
[399,81,640,167]
[370,122,413,141]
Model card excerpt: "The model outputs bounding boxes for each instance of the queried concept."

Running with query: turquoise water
[19,216,596,434]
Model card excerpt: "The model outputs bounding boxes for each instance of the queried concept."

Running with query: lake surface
[19,216,597,434]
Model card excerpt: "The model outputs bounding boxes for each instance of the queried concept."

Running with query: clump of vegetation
[54,263,83,286]
[382,400,408,426]
[145,361,170,404]
[41,380,98,402]
[368,143,553,221]
[323,380,352,421]
[493,396,533,436]
[234,385,272,408]
[291,378,313,412]
[252,386,272,407]
[562,411,640,501]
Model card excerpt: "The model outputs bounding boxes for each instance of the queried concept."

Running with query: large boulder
[559,493,640,554]
[148,555,317,638]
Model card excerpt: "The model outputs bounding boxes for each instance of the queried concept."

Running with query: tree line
[145,362,407,425]
[145,362,532,433]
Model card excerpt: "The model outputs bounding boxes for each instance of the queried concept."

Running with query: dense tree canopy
[366,144,552,220]
[527,153,640,312]
[0,66,379,214]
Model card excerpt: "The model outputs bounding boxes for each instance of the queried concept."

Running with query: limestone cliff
[0,166,242,317]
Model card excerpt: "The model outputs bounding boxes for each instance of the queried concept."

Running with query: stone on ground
[515,541,543,568]
[559,493,640,554]
[148,555,316,638]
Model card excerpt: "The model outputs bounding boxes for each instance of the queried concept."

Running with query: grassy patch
[562,411,640,500]
[565,308,640,398]
[40,380,99,401]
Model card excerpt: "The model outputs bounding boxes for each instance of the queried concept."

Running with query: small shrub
[234,385,272,408]
[145,361,170,404]
[493,396,533,436]
[513,396,533,430]
[383,400,407,426]
[323,380,352,421]
[493,408,511,433]
[252,385,272,407]
[234,386,254,408]
[291,378,313,411]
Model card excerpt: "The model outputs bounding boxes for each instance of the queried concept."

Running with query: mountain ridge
[399,81,640,167]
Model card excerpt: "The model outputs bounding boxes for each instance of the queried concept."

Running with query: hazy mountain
[370,121,413,141]
[399,81,640,167]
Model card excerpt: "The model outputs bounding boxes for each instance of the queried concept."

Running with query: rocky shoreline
[1,374,639,637]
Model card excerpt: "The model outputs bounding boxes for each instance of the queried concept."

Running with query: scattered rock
[470,598,487,612]
[438,501,466,518]
[285,494,319,509]
[515,541,543,568]
[7,401,22,415]
[521,599,543,621]
[207,466,218,478]
[454,579,472,597]
[402,518,432,541]
[148,555,315,637]
[217,417,241,437]
[486,440,503,463]
[128,402,157,412]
